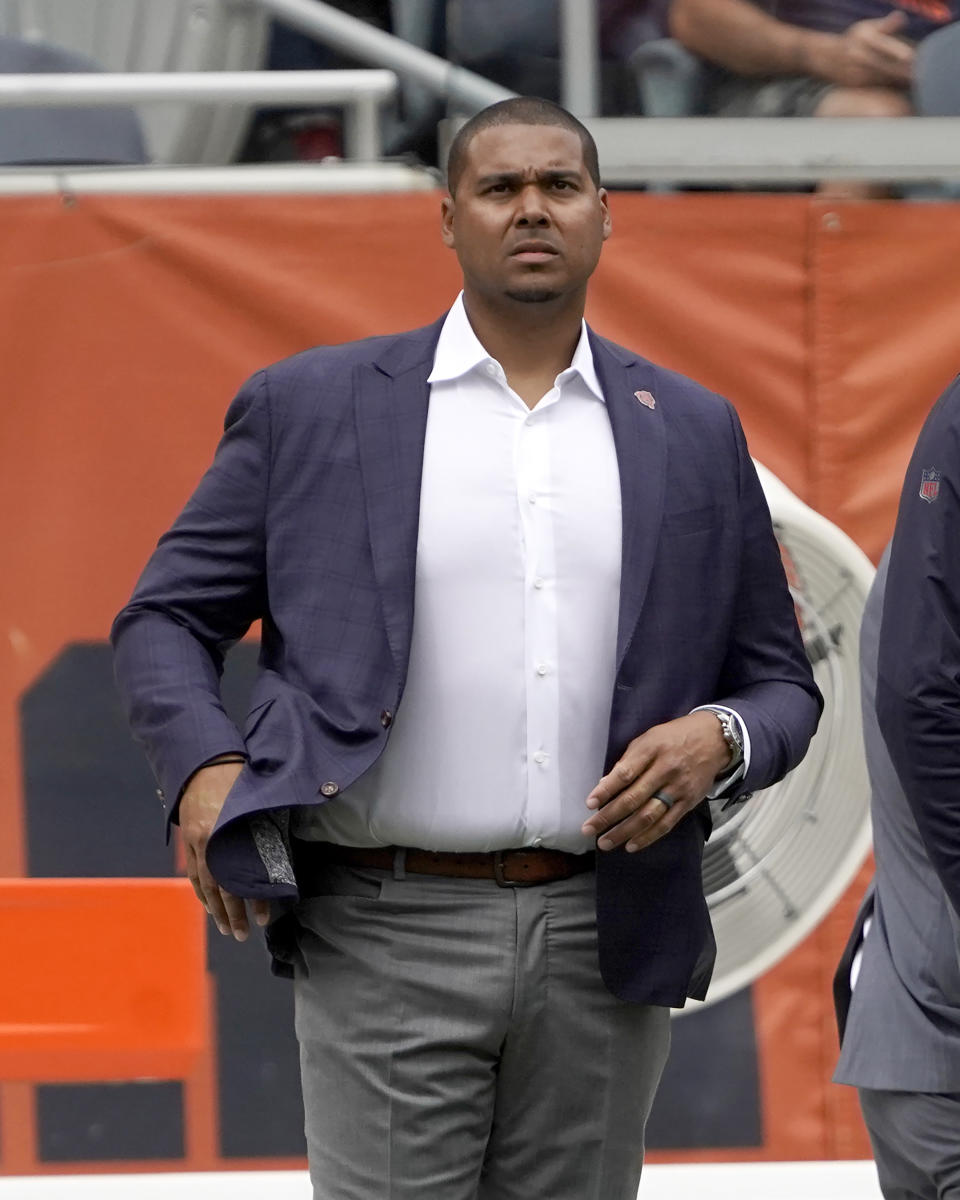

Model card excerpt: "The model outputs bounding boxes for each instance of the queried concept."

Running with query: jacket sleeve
[111,370,271,819]
[876,376,960,920]
[712,401,823,799]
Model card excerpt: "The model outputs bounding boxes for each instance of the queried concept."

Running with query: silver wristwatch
[704,707,744,771]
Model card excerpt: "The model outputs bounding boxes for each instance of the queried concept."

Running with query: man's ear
[598,187,612,241]
[440,194,456,249]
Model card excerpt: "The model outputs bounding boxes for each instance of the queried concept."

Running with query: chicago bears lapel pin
[920,467,941,503]
[634,389,656,410]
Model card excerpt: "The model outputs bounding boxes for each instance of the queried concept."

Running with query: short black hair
[445,97,601,196]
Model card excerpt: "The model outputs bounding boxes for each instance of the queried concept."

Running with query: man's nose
[514,186,550,225]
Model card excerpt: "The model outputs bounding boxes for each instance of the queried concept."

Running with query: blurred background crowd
[1,0,957,181]
[244,0,959,171]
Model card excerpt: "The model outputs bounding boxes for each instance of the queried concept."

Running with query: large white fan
[686,462,876,1011]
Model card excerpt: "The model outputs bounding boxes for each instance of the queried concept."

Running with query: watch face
[722,715,743,761]
[705,707,743,765]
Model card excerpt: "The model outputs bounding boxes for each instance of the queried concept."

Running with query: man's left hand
[582,711,732,852]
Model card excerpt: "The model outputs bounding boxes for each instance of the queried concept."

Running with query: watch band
[703,707,744,770]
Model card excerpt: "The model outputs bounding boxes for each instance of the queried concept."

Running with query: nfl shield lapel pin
[920,467,941,503]
[634,389,656,410]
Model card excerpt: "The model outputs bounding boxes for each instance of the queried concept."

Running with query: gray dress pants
[859,1088,960,1200]
[292,861,671,1200]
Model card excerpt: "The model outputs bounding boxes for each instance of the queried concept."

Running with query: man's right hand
[179,760,270,941]
[816,12,915,87]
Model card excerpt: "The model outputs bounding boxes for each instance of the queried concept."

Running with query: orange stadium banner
[2,189,960,1175]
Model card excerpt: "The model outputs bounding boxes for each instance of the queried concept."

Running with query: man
[670,0,957,121]
[112,97,820,1199]
[835,380,960,1200]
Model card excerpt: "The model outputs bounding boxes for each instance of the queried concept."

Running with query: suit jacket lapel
[357,319,666,686]
[356,319,443,685]
[590,333,667,672]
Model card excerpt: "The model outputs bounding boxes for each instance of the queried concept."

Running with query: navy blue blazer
[112,317,821,1007]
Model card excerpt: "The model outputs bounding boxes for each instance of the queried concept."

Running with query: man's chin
[505,287,561,304]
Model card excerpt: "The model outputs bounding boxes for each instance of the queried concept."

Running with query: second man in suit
[835,378,960,1200]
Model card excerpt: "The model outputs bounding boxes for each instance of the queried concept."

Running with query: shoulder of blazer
[587,328,736,422]
[261,315,447,393]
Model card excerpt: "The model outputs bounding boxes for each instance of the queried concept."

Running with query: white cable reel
[680,462,875,1012]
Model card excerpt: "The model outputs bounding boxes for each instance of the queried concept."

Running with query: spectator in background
[669,0,958,194]
[669,0,956,120]
[447,0,672,113]
[604,0,675,56]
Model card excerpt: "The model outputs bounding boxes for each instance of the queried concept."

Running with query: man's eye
[552,180,573,190]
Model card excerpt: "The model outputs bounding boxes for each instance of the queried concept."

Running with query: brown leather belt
[293,840,596,889]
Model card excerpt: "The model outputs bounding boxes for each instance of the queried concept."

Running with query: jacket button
[380,709,393,728]
[320,781,340,798]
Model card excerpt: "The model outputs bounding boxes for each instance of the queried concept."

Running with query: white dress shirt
[295,296,747,852]
[296,296,619,852]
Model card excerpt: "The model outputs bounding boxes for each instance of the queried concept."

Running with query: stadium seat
[0,879,209,1082]
[0,35,147,165]
[0,1,268,163]
[630,38,708,117]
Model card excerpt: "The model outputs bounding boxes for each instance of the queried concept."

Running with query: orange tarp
[3,190,959,1170]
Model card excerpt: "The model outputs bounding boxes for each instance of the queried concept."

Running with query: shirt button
[536,663,549,677]
[528,494,537,505]
[380,709,393,728]
[320,781,340,798]
[485,362,497,376]
[532,837,543,848]
[533,751,547,764]
[533,577,544,589]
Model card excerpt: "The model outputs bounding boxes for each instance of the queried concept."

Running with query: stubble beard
[505,286,561,304]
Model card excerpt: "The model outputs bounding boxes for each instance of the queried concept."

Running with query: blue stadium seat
[0,36,147,165]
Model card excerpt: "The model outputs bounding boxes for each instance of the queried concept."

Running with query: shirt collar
[428,292,605,403]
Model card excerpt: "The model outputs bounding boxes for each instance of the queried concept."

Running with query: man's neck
[462,290,586,409]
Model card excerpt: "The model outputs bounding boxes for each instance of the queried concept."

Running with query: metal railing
[584,116,960,185]
[254,0,513,112]
[0,69,397,160]
[0,161,437,195]
[560,0,600,117]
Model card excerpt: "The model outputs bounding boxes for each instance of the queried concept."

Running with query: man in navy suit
[113,97,820,1199]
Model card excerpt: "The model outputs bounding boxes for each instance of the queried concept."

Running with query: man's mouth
[510,241,559,263]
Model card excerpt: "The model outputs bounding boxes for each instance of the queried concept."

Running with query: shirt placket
[516,393,561,847]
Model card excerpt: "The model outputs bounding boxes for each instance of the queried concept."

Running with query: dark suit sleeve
[712,402,823,796]
[876,376,960,920]
[111,370,271,819]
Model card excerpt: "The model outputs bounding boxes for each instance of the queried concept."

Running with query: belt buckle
[493,850,538,888]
